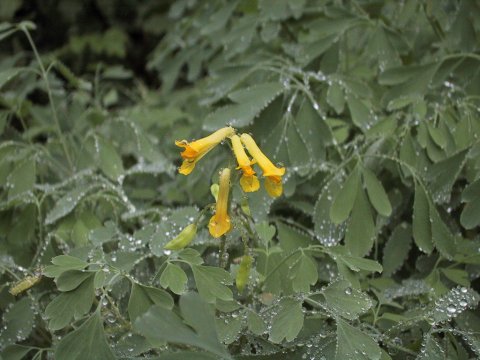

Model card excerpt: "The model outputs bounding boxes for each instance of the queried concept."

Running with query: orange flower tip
[208,215,231,238]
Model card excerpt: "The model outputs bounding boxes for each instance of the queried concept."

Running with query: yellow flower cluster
[175,126,286,239]
[175,126,286,197]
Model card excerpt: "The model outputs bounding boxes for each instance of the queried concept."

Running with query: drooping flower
[240,133,285,198]
[230,135,260,192]
[175,126,235,175]
[209,168,232,238]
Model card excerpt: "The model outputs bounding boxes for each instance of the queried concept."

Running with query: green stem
[21,25,74,172]
[219,236,227,268]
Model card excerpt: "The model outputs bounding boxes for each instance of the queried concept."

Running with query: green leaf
[417,335,444,360]
[191,265,233,303]
[441,269,470,287]
[382,223,412,276]
[427,123,447,149]
[155,352,219,360]
[203,82,284,130]
[276,221,314,253]
[94,137,124,181]
[128,282,174,321]
[323,280,372,320]
[341,255,383,273]
[345,185,375,257]
[0,67,26,89]
[314,180,345,246]
[460,178,480,229]
[0,298,34,347]
[89,222,117,246]
[429,201,456,260]
[178,248,204,265]
[288,252,318,293]
[45,275,95,330]
[330,167,361,224]
[460,200,480,230]
[346,94,374,131]
[295,99,333,152]
[327,82,345,114]
[159,263,188,295]
[335,318,381,360]
[55,311,115,360]
[362,167,392,217]
[399,131,418,176]
[216,316,242,344]
[255,221,276,246]
[269,299,304,343]
[134,292,229,358]
[381,64,437,106]
[327,246,383,273]
[430,287,479,323]
[426,149,468,204]
[56,270,94,292]
[247,310,267,335]
[412,183,434,254]
[7,157,35,200]
[45,185,92,224]
[0,345,33,360]
[286,122,311,176]
[44,255,89,278]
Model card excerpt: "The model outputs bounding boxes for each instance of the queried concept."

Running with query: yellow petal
[231,135,251,168]
[175,127,235,174]
[209,168,232,237]
[240,174,260,192]
[208,214,231,238]
[240,133,285,177]
[179,159,196,175]
[265,176,283,198]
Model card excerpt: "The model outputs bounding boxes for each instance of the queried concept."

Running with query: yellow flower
[209,168,232,238]
[175,126,235,175]
[230,135,260,192]
[240,133,285,198]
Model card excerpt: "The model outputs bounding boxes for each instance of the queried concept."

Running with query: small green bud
[236,255,253,292]
[240,197,251,216]
[164,224,197,250]
[210,183,219,201]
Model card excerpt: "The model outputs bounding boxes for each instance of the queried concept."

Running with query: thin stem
[21,26,74,172]
[219,236,227,268]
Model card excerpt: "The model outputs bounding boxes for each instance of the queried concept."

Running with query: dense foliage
[1,1,480,359]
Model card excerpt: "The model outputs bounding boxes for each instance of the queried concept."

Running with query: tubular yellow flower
[230,135,260,192]
[209,168,232,238]
[175,126,235,175]
[240,133,285,198]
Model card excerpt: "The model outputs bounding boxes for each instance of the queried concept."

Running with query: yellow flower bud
[209,168,232,238]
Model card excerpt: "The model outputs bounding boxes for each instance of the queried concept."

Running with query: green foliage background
[1,0,480,359]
